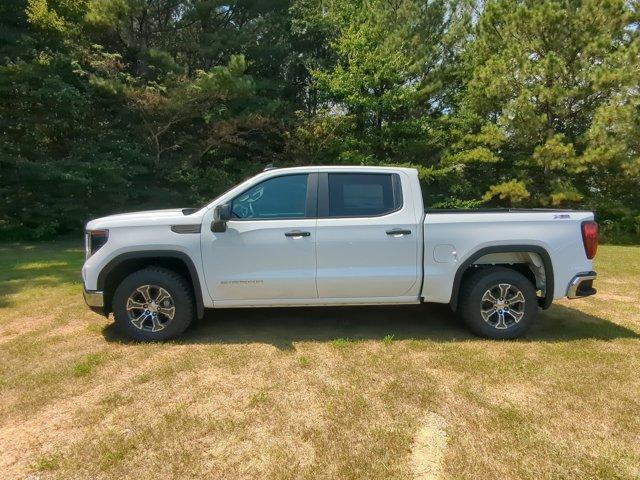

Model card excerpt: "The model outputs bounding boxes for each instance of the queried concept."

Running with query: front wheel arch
[97,251,205,319]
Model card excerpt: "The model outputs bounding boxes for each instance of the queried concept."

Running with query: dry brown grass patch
[0,242,638,479]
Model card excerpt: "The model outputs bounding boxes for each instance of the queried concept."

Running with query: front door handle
[386,228,412,236]
[285,230,311,237]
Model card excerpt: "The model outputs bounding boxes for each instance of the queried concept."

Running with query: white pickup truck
[82,166,598,341]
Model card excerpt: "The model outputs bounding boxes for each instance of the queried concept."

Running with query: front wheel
[112,267,195,341]
[458,267,538,339]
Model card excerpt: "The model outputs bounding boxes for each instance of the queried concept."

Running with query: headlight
[85,229,109,259]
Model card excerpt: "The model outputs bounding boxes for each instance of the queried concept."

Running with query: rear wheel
[458,267,538,339]
[112,267,194,341]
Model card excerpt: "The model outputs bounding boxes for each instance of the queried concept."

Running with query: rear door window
[327,173,402,217]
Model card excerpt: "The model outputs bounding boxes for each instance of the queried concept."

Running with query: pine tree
[449,0,639,225]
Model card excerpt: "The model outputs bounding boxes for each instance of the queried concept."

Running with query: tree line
[1,0,638,241]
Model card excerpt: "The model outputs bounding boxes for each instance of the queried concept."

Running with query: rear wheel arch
[450,245,554,311]
[97,251,205,319]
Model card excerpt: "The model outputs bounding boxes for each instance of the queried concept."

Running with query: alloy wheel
[480,283,526,330]
[126,285,176,332]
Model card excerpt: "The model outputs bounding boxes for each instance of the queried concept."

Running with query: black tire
[112,267,195,341]
[458,267,538,339]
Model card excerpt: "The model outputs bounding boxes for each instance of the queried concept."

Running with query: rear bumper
[566,271,597,299]
[83,287,106,315]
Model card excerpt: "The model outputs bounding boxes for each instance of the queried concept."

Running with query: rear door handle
[386,229,412,236]
[285,230,311,237]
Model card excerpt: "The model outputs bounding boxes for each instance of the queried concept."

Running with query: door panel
[201,173,318,302]
[315,172,419,298]
[203,219,317,300]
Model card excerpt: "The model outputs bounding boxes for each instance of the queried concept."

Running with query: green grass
[72,353,105,377]
[248,391,269,407]
[330,337,353,348]
[297,355,310,368]
[0,240,638,479]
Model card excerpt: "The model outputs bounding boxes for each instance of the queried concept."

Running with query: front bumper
[567,271,597,299]
[83,287,106,315]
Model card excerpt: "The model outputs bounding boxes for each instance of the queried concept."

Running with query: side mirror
[211,203,231,232]
[217,203,232,221]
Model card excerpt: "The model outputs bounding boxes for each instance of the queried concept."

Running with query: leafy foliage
[451,0,640,226]
[0,0,638,241]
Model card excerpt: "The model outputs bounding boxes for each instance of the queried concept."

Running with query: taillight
[581,221,598,259]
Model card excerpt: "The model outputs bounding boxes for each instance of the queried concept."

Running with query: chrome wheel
[126,285,175,332]
[480,283,526,330]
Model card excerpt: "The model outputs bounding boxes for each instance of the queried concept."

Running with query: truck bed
[425,208,579,214]
[421,209,594,304]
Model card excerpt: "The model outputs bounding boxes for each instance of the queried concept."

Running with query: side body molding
[449,245,554,311]
[96,250,205,319]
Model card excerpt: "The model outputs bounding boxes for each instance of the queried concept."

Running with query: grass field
[0,241,638,479]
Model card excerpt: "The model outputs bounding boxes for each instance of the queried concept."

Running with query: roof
[259,165,418,174]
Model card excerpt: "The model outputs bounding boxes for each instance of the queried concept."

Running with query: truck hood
[86,208,202,230]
